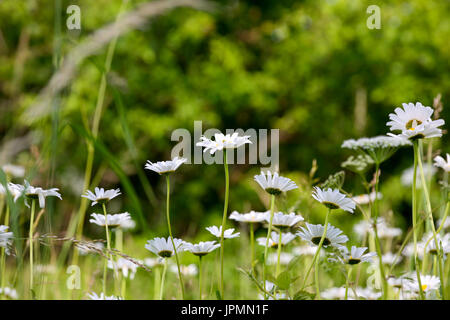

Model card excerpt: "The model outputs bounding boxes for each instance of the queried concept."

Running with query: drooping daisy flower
[14,180,62,208]
[229,210,268,223]
[196,132,252,154]
[205,226,240,239]
[264,211,304,228]
[0,225,13,255]
[144,157,187,175]
[89,212,132,228]
[420,232,450,255]
[257,231,297,248]
[338,246,377,265]
[145,237,187,258]
[87,292,123,300]
[0,287,18,299]
[297,223,348,248]
[169,264,198,277]
[312,187,355,213]
[351,192,382,205]
[254,171,298,195]
[108,258,140,280]
[4,182,23,202]
[1,164,25,178]
[386,102,444,134]
[82,187,121,206]
[185,241,220,256]
[342,135,411,164]
[434,154,450,172]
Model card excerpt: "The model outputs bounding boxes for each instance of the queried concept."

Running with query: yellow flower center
[421,284,428,291]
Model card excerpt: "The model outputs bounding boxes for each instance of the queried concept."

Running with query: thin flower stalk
[262,194,275,299]
[219,150,229,299]
[165,175,185,300]
[28,199,36,293]
[101,203,112,296]
[159,258,168,300]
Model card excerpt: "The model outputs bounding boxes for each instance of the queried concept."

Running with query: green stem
[219,150,229,299]
[250,223,255,274]
[262,194,275,299]
[199,256,203,300]
[29,199,36,295]
[301,208,331,293]
[412,141,425,300]
[313,209,331,300]
[345,267,353,300]
[102,203,112,296]
[0,206,9,296]
[417,140,445,299]
[165,175,185,300]
[276,230,282,277]
[159,258,168,300]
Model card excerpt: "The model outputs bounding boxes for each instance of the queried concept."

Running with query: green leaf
[275,271,291,290]
[293,290,315,300]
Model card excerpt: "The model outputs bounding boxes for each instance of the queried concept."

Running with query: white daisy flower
[143,257,164,268]
[437,218,450,230]
[5,182,23,202]
[404,274,440,294]
[118,217,136,231]
[108,258,140,280]
[1,164,25,178]
[145,237,187,258]
[82,187,121,206]
[87,292,123,300]
[321,287,348,300]
[402,242,425,260]
[254,171,298,195]
[338,246,377,265]
[229,210,268,223]
[387,276,407,289]
[312,187,355,213]
[264,212,304,228]
[400,165,437,187]
[170,264,198,277]
[351,192,382,205]
[292,244,319,256]
[144,157,187,175]
[434,154,450,172]
[185,241,220,256]
[356,287,382,300]
[196,132,252,154]
[257,231,297,248]
[388,121,444,140]
[353,218,402,239]
[0,287,18,299]
[386,102,444,133]
[420,232,450,255]
[297,223,348,248]
[13,180,62,208]
[267,252,294,265]
[382,252,402,266]
[89,212,132,228]
[205,226,240,239]
[0,225,13,255]
[258,281,289,300]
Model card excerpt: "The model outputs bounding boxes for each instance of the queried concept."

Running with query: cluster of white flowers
[342,135,411,150]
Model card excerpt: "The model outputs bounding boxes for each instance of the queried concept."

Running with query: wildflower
[87,292,123,300]
[118,217,136,231]
[0,225,13,255]
[338,246,377,265]
[89,212,132,228]
[420,232,450,255]
[292,244,318,256]
[229,210,267,223]
[404,274,440,294]
[356,287,382,300]
[351,192,382,205]
[265,212,304,229]
[386,102,445,140]
[143,257,164,268]
[267,252,294,265]
[382,252,402,266]
[400,165,436,187]
[145,237,187,258]
[82,187,121,206]
[144,157,187,175]
[169,264,198,277]
[0,287,18,299]
[434,154,450,172]
[108,258,140,280]
[312,187,355,213]
[1,164,25,178]
[341,155,374,174]
[257,231,296,248]
[206,226,240,239]
[196,132,251,154]
[254,171,298,195]
[185,241,220,256]
[297,223,348,248]
[321,287,347,300]
[13,180,62,208]
[387,276,407,289]
[342,135,411,164]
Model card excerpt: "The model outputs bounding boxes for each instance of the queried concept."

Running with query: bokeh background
[0,0,449,299]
